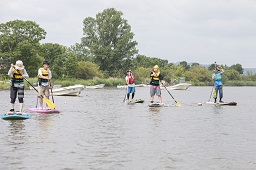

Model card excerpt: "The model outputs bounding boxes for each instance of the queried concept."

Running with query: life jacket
[38,68,50,85]
[150,71,161,85]
[151,72,160,81]
[128,76,135,84]
[12,69,24,82]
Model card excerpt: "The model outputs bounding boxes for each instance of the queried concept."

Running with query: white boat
[162,83,192,90]
[161,77,191,90]
[117,85,127,88]
[51,84,84,96]
[85,84,105,89]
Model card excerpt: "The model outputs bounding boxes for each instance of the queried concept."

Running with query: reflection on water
[7,120,27,145]
[0,87,256,169]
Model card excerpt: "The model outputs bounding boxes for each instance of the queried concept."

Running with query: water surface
[0,86,256,170]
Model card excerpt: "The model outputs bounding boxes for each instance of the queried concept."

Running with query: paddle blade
[176,102,182,107]
[43,98,56,109]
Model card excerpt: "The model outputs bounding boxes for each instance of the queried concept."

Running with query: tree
[224,69,240,81]
[230,64,243,74]
[179,61,190,70]
[0,20,46,76]
[39,43,69,78]
[78,8,138,77]
[208,62,217,70]
[133,55,169,69]
[74,61,103,79]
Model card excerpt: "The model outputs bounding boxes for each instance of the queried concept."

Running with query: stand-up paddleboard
[29,107,60,113]
[134,99,144,103]
[205,101,237,106]
[148,103,168,107]
[126,99,144,104]
[1,112,31,120]
[125,99,145,105]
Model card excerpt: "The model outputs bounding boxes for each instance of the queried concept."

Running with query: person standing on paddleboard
[8,60,29,114]
[125,70,135,102]
[212,65,225,103]
[150,65,165,104]
[38,61,52,109]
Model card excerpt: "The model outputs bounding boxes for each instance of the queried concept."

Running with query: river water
[0,86,256,170]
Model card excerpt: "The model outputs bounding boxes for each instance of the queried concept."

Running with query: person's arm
[22,69,29,78]
[150,71,154,77]
[125,76,129,85]
[7,64,14,76]
[49,71,52,87]
[221,68,224,74]
[38,70,49,80]
[212,73,216,80]
[159,74,163,81]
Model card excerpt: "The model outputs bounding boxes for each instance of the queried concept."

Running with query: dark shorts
[10,86,24,99]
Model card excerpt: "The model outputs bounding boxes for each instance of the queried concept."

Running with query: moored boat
[161,83,192,90]
[85,84,105,89]
[51,84,84,96]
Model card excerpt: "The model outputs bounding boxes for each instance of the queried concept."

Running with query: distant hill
[175,62,256,75]
[243,68,256,75]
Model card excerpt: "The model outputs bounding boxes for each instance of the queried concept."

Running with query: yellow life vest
[39,68,50,77]
[152,71,160,81]
[38,68,50,83]
[12,69,23,80]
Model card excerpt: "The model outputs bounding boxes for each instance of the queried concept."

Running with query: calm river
[0,86,256,170]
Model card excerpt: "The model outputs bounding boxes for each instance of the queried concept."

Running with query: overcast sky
[1,0,256,68]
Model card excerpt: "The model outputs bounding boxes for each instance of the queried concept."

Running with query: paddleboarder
[212,65,225,103]
[150,65,165,104]
[125,70,135,102]
[38,61,52,109]
[8,60,29,114]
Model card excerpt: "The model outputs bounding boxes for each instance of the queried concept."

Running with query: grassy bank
[1,78,256,90]
[0,77,126,90]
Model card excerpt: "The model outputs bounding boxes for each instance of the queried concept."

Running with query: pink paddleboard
[29,107,60,113]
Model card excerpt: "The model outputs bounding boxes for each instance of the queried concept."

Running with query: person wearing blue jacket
[212,65,225,103]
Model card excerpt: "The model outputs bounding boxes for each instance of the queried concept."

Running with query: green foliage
[77,8,138,77]
[39,43,69,78]
[179,61,190,70]
[0,17,255,87]
[0,20,46,76]
[224,69,240,81]
[208,63,217,70]
[74,61,103,79]
[133,55,169,69]
[185,66,212,86]
[134,67,152,84]
[229,64,243,74]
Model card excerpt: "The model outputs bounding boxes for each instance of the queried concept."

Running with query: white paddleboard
[205,101,237,106]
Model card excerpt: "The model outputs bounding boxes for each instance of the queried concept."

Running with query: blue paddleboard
[1,112,31,120]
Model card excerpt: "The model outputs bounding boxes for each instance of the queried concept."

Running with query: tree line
[0,8,255,86]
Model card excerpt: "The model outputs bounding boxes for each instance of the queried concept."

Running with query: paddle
[163,84,181,107]
[123,86,127,102]
[50,82,55,109]
[13,67,56,109]
[24,77,56,109]
[208,62,217,102]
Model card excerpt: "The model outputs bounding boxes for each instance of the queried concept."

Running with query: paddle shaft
[50,82,54,103]
[208,62,217,101]
[123,86,127,102]
[163,85,181,106]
